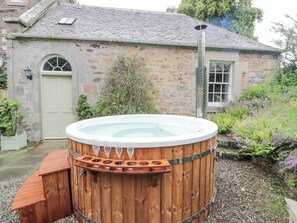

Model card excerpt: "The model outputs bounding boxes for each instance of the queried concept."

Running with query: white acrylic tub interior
[66,114,218,148]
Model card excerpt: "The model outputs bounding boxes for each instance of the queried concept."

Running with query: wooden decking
[11,149,71,223]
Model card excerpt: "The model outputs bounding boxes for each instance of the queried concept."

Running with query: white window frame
[208,61,233,107]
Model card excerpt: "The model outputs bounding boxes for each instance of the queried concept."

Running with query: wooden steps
[11,171,45,211]
[11,149,71,223]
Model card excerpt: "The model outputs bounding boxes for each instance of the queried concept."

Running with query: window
[7,0,26,6]
[43,57,72,72]
[58,18,76,25]
[208,61,232,105]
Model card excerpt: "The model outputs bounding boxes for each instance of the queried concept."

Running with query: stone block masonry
[239,52,280,83]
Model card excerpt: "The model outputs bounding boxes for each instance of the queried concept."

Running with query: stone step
[216,147,251,161]
[217,134,238,150]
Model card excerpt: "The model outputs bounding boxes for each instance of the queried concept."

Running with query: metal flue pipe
[195,24,208,119]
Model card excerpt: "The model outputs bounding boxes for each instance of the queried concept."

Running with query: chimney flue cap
[195,24,207,30]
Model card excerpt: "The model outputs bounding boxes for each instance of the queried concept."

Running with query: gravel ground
[0,159,295,223]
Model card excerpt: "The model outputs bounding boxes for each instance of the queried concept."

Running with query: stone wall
[239,51,280,83]
[7,38,280,141]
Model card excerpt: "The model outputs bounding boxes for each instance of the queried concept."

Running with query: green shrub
[276,70,297,87]
[76,94,94,121]
[232,101,297,158]
[95,56,154,116]
[211,113,239,133]
[0,68,7,89]
[240,81,272,100]
[0,98,24,136]
[225,104,251,118]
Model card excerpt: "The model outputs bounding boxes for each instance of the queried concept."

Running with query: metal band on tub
[168,142,218,165]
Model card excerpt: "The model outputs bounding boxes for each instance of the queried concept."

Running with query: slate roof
[16,3,280,52]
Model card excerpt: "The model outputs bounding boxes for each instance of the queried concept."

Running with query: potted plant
[0,98,27,150]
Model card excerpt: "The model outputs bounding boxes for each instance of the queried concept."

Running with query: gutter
[6,33,282,53]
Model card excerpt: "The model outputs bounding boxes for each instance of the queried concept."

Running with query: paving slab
[0,140,67,184]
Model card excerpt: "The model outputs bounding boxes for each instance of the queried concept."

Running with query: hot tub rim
[66,114,218,148]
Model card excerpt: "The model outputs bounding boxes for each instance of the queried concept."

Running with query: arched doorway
[41,56,74,139]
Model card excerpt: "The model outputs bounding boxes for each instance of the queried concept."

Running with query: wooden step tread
[12,170,45,210]
[39,149,70,176]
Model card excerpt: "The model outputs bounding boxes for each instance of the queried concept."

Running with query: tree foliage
[273,15,297,70]
[94,56,154,116]
[177,0,263,39]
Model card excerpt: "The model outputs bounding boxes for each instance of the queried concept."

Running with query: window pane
[224,73,229,83]
[209,84,214,92]
[214,84,221,93]
[58,57,67,67]
[216,73,222,82]
[210,63,215,72]
[209,73,215,82]
[216,63,223,73]
[62,62,72,71]
[222,84,228,93]
[43,61,53,71]
[54,67,62,71]
[222,94,228,102]
[224,64,231,72]
[214,94,221,102]
[208,93,213,102]
[48,57,58,67]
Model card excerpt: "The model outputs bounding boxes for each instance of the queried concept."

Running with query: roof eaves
[7,33,281,53]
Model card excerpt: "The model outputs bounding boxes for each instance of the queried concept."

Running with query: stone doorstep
[285,198,297,223]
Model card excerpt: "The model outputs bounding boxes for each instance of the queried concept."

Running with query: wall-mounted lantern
[24,67,32,80]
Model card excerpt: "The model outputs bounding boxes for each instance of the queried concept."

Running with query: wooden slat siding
[209,137,216,213]
[198,141,207,222]
[123,175,135,223]
[35,201,49,223]
[191,142,201,223]
[101,173,112,223]
[134,148,149,223]
[71,140,80,222]
[19,204,36,223]
[161,146,173,223]
[111,145,123,223]
[77,142,85,223]
[12,171,45,210]
[172,146,184,223]
[43,174,61,222]
[183,144,193,220]
[57,170,72,218]
[147,148,161,223]
[111,174,123,223]
[83,144,93,220]
[204,139,211,217]
[91,172,101,222]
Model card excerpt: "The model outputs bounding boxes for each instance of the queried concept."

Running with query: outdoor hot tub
[66,114,218,223]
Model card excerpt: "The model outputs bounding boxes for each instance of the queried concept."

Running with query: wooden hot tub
[66,115,218,223]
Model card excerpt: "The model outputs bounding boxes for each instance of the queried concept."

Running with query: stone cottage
[5,0,280,141]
